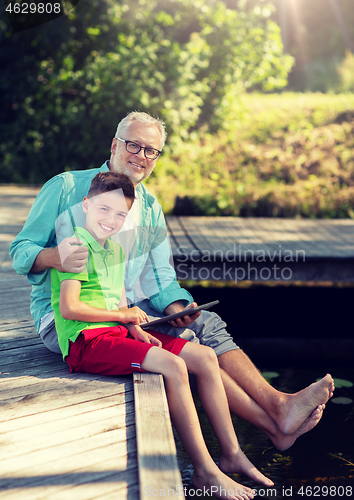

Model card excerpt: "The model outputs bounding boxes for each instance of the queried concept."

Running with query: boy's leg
[176,342,273,486]
[139,301,334,438]
[140,346,256,500]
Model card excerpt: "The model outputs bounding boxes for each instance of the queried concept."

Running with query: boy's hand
[128,325,162,347]
[119,306,149,325]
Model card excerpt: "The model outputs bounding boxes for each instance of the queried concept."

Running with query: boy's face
[82,190,133,245]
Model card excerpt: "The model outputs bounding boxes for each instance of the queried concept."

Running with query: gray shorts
[39,316,61,354]
[39,300,239,357]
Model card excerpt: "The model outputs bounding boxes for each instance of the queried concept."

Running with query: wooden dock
[167,216,354,282]
[2,184,354,283]
[0,186,183,500]
[1,184,354,497]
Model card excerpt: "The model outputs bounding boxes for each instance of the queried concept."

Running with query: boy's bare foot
[270,404,325,451]
[276,374,334,435]
[219,449,274,487]
[193,467,255,500]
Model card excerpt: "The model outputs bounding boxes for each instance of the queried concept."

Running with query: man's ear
[82,196,90,213]
[111,137,117,155]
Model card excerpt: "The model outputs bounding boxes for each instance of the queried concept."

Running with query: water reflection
[174,364,354,499]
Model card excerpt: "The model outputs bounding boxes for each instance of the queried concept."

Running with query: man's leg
[39,321,61,354]
[220,364,325,450]
[173,308,334,435]
[138,302,330,445]
[218,349,334,435]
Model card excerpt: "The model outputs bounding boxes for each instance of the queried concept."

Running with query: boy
[51,171,277,499]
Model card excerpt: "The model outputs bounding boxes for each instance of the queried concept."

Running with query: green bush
[337,51,354,92]
[145,92,354,218]
[0,0,292,184]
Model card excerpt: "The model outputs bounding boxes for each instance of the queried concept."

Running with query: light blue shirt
[10,161,193,333]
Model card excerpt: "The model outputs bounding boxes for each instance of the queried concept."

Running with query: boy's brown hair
[87,172,135,201]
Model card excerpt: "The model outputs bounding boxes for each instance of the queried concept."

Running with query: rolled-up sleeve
[9,176,65,286]
[140,202,193,314]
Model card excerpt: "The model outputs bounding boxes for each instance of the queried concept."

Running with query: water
[174,285,354,499]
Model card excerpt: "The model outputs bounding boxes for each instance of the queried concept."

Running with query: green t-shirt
[51,227,126,358]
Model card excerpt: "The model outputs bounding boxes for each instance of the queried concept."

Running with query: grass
[145,92,354,218]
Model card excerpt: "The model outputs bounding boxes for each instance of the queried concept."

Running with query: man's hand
[57,236,89,273]
[118,306,149,325]
[164,301,201,328]
[128,325,162,347]
[31,236,89,274]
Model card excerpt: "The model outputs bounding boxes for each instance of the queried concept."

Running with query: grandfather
[10,111,333,450]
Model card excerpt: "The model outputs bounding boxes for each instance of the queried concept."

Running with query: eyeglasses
[116,137,161,160]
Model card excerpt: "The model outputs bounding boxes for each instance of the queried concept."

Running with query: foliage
[0,0,292,184]
[145,92,354,218]
[337,51,354,92]
[269,0,354,92]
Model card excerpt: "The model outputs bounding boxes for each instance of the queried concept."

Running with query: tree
[0,0,293,183]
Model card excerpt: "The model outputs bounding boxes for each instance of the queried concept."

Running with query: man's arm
[10,175,90,279]
[10,175,64,283]
[32,237,89,274]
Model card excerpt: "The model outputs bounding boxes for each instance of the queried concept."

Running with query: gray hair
[115,111,167,150]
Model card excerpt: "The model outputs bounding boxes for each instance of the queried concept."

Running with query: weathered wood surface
[0,186,138,499]
[2,185,354,282]
[167,216,354,282]
[0,185,183,499]
[0,307,139,499]
[133,373,184,500]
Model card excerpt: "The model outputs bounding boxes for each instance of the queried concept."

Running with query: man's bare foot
[270,404,325,451]
[219,449,274,487]
[276,374,334,435]
[194,467,255,500]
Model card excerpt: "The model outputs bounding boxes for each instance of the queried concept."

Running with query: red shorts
[65,325,188,376]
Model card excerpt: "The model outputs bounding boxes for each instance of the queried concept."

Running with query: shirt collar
[75,227,113,254]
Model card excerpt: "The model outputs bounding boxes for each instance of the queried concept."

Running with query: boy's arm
[114,287,161,347]
[59,279,149,325]
[126,324,162,347]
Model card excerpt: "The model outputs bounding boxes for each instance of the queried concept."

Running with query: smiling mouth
[99,223,113,233]
[129,161,144,169]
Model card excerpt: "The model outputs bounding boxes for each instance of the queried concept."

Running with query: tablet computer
[140,300,219,330]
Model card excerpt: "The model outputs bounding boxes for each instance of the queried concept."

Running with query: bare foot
[270,404,325,451]
[276,374,334,435]
[219,449,274,487]
[194,467,255,500]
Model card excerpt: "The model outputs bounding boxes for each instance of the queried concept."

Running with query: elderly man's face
[110,122,162,187]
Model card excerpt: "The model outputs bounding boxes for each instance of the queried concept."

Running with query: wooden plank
[1,400,135,462]
[133,372,185,499]
[0,466,139,500]
[0,370,131,398]
[166,215,354,260]
[0,376,133,422]
[0,186,157,500]
[166,216,200,257]
[0,392,134,434]
[0,437,138,500]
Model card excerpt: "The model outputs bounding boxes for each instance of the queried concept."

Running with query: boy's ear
[82,196,89,213]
